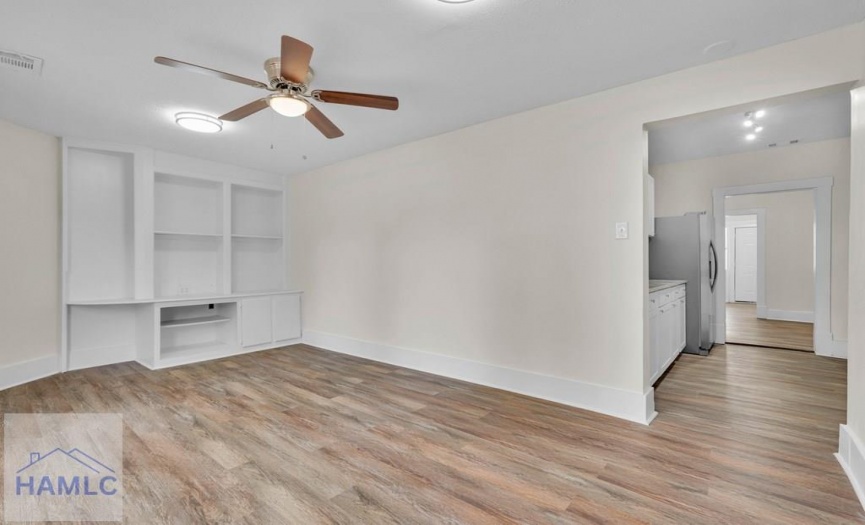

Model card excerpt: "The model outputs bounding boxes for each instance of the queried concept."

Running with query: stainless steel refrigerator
[649,212,718,355]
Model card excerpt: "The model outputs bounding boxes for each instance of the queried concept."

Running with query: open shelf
[158,302,238,367]
[232,184,283,238]
[155,231,224,238]
[154,235,224,298]
[161,315,231,329]
[155,173,223,236]
[67,147,135,302]
[231,234,283,240]
[232,237,284,293]
[158,342,235,367]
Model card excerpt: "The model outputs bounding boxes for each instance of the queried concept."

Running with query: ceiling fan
[154,35,399,139]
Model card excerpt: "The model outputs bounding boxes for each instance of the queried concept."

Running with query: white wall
[287,23,865,421]
[726,191,815,319]
[0,120,60,369]
[653,138,849,338]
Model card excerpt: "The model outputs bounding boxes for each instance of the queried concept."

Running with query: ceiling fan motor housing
[264,57,313,92]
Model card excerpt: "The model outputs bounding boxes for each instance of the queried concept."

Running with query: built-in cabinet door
[669,301,681,364]
[273,294,301,342]
[659,304,673,368]
[677,298,687,351]
[241,297,272,347]
[650,308,660,381]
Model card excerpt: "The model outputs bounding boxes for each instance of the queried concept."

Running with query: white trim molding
[303,331,656,425]
[837,424,865,511]
[0,355,60,391]
[713,177,844,358]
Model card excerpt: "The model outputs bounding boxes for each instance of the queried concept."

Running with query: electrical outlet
[615,222,629,239]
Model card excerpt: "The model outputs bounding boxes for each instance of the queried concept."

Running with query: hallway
[726,302,814,351]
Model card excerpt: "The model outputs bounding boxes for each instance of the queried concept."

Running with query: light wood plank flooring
[0,343,860,523]
[726,302,814,351]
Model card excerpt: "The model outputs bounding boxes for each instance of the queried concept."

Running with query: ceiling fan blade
[281,36,314,84]
[314,90,399,111]
[154,57,269,90]
[220,99,269,121]
[305,105,344,139]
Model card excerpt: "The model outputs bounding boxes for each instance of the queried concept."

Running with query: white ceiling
[1,1,864,176]
[648,89,852,166]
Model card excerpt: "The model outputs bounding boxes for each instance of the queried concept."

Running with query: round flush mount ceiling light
[755,109,766,119]
[745,133,756,141]
[269,94,310,117]
[175,112,223,133]
[702,40,735,57]
[755,126,764,133]
[743,119,754,128]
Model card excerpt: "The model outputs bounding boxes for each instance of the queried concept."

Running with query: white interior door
[734,226,758,302]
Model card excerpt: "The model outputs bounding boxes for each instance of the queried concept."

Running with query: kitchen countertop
[649,280,687,293]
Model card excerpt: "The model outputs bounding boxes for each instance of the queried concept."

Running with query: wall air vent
[0,50,43,75]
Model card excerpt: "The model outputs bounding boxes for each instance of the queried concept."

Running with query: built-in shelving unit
[159,302,238,366]
[155,172,223,235]
[62,140,300,372]
[231,183,285,294]
[161,315,231,328]
[66,147,137,303]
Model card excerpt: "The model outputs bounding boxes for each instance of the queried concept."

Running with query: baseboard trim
[302,330,654,425]
[766,309,814,323]
[816,331,848,359]
[837,424,865,511]
[0,355,60,391]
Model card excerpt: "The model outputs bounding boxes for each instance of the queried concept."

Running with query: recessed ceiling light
[269,95,310,117]
[175,112,223,133]
[755,109,766,119]
[755,126,764,133]
[743,120,754,128]
[745,134,756,141]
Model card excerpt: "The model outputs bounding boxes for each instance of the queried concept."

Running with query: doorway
[722,195,816,352]
[725,213,760,304]
[732,225,757,302]
[646,84,851,366]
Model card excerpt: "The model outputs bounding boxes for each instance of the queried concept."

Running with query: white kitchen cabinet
[649,284,686,383]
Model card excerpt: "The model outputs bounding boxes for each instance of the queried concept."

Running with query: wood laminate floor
[0,344,860,524]
[726,302,814,351]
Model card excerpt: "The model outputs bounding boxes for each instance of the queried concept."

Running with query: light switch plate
[615,222,629,239]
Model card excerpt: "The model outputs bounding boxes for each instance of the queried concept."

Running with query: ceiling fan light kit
[155,35,399,139]
[268,94,310,117]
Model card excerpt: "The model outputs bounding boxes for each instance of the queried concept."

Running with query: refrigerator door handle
[709,241,718,291]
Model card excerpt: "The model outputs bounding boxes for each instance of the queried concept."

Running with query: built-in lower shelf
[231,234,283,240]
[160,315,231,329]
[155,231,223,238]
[159,341,235,367]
